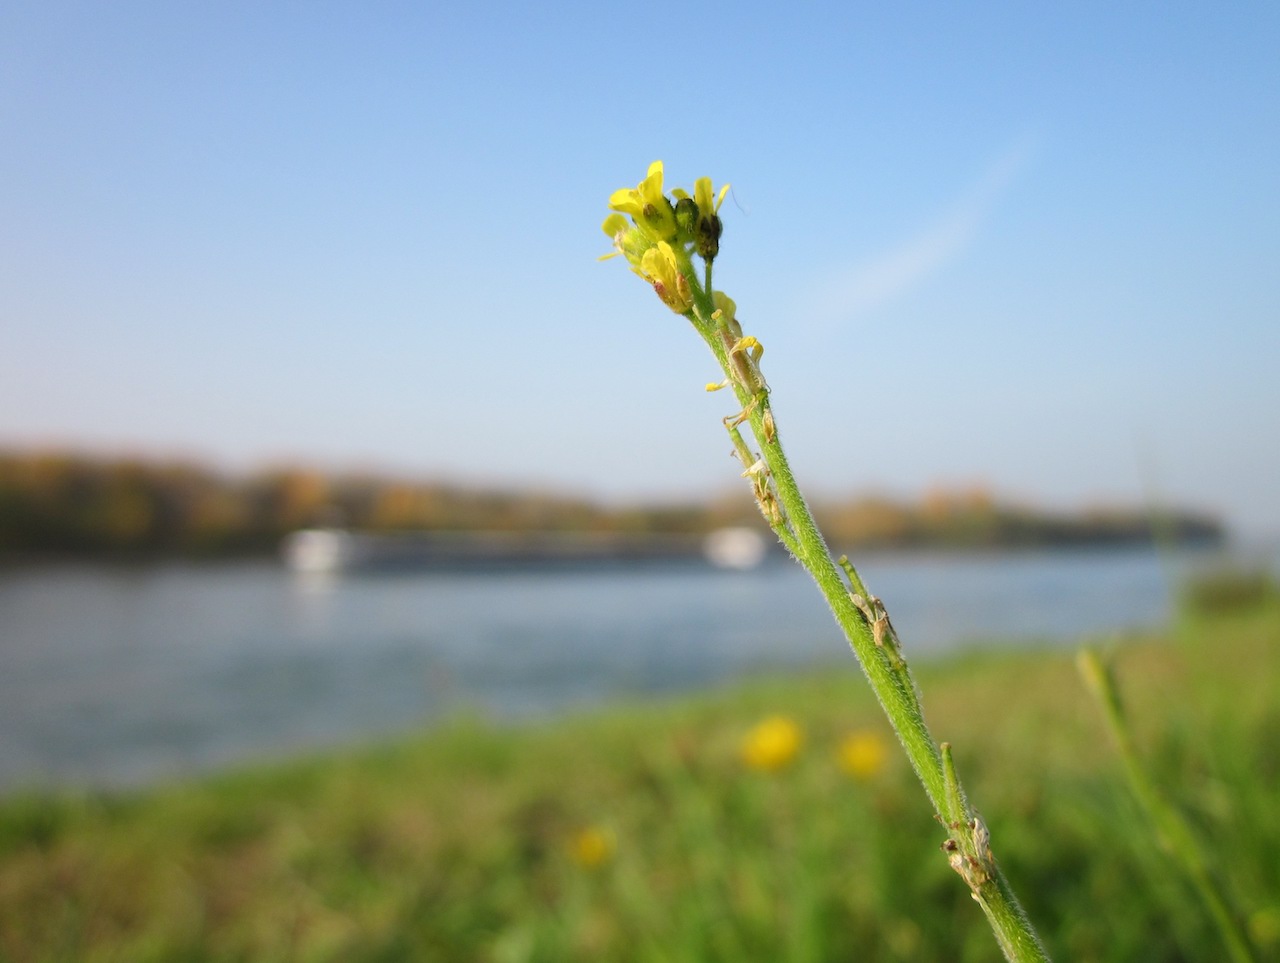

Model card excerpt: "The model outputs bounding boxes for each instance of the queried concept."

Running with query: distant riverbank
[0,449,1224,562]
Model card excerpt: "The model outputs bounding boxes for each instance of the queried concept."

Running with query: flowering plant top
[600,161,729,315]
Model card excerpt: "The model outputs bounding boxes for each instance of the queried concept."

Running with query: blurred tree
[0,451,1224,560]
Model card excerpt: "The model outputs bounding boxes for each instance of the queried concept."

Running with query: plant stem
[682,291,1051,962]
[1078,649,1256,963]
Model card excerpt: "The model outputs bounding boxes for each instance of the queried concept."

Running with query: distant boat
[281,527,774,574]
[702,526,770,570]
[281,528,372,573]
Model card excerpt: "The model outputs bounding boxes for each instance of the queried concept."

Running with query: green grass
[1,594,1278,962]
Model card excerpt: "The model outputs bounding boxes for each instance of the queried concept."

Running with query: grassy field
[1,583,1277,962]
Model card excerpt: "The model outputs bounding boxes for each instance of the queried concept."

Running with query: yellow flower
[639,241,694,313]
[693,176,730,221]
[693,177,726,260]
[569,826,615,869]
[838,730,889,780]
[741,715,803,771]
[599,212,652,266]
[609,160,678,242]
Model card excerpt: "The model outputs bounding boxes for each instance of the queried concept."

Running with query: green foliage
[1,603,1276,962]
[1180,568,1279,616]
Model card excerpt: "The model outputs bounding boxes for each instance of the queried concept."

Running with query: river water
[0,547,1237,792]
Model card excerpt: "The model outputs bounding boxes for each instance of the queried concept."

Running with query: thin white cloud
[812,135,1037,322]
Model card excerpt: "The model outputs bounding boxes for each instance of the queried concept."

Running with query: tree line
[0,450,1223,560]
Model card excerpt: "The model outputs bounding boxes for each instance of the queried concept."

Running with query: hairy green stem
[680,288,1050,962]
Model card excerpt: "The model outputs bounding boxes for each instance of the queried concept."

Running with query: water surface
[0,548,1219,791]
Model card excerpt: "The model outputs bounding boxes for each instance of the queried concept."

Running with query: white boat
[702,526,770,570]
[280,528,372,573]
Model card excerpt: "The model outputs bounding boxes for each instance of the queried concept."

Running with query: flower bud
[674,195,699,240]
[692,176,729,262]
[695,211,722,261]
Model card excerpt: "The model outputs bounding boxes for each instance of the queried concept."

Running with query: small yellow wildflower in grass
[839,730,889,780]
[569,826,615,869]
[741,715,803,771]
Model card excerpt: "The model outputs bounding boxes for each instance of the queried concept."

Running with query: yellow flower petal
[694,177,714,216]
[741,715,803,771]
[640,171,663,206]
[570,826,615,868]
[838,730,888,780]
[694,177,730,215]
[608,188,644,217]
[602,213,628,237]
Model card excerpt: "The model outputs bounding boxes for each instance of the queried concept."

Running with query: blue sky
[2,1,1278,533]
